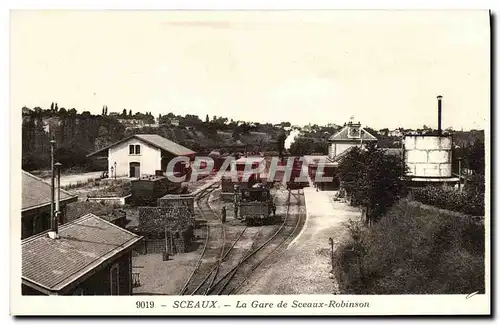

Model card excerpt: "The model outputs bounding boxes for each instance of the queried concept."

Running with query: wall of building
[21,203,72,239]
[108,138,161,178]
[64,252,132,295]
[404,135,452,177]
[329,142,364,159]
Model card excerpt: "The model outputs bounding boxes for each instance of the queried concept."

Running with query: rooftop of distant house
[22,214,142,294]
[328,122,378,142]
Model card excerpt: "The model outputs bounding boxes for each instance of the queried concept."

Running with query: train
[236,182,277,226]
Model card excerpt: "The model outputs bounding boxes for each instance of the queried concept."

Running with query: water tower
[403,96,460,187]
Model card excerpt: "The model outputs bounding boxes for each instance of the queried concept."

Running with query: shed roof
[22,171,78,213]
[22,214,142,293]
[87,134,195,157]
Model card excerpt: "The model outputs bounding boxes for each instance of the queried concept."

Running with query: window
[129,144,141,155]
[110,264,119,295]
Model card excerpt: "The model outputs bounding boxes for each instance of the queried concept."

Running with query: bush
[412,186,484,216]
[335,200,485,294]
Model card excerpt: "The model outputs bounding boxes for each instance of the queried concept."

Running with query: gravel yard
[132,249,202,295]
[237,188,361,295]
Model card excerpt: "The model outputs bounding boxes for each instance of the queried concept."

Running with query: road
[42,171,103,187]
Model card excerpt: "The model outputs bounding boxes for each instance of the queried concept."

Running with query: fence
[133,238,166,255]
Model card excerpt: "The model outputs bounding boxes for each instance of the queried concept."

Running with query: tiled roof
[22,171,78,212]
[328,124,377,142]
[22,214,142,293]
[87,134,195,157]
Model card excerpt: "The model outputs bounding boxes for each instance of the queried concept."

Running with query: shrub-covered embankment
[335,200,485,294]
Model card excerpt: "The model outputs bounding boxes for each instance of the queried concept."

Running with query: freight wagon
[131,174,182,206]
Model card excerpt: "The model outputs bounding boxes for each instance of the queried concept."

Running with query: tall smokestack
[437,95,443,136]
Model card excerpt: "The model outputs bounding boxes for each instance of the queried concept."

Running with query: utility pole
[50,140,56,234]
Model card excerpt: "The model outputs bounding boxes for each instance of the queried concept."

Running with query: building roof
[235,156,265,164]
[86,134,195,157]
[328,123,377,142]
[22,171,78,213]
[22,214,142,293]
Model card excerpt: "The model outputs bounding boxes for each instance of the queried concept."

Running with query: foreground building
[22,171,78,239]
[87,134,195,178]
[22,214,142,295]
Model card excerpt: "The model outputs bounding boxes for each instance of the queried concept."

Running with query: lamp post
[110,166,114,180]
[114,161,117,180]
[328,237,335,278]
[457,157,462,192]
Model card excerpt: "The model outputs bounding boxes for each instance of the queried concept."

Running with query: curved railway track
[206,189,305,295]
[178,184,224,295]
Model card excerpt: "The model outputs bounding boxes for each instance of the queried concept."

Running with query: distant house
[87,134,195,178]
[22,214,142,295]
[388,128,404,137]
[170,118,180,127]
[22,171,78,239]
[327,121,378,160]
[117,119,146,128]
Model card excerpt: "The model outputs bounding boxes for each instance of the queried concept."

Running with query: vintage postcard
[10,10,490,316]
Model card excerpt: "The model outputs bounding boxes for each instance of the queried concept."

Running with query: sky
[10,10,490,130]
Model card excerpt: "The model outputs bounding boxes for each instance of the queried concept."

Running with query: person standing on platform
[221,206,227,223]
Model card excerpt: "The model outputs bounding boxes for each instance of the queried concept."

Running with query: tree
[55,103,58,111]
[129,109,132,117]
[51,102,54,111]
[122,109,127,117]
[467,139,485,175]
[337,143,407,224]
[289,137,315,156]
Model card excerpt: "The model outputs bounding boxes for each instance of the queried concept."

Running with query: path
[238,188,361,295]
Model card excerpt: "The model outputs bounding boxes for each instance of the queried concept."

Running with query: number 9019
[136,301,154,308]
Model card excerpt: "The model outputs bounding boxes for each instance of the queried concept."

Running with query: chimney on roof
[437,95,443,136]
[49,161,62,239]
[48,140,58,239]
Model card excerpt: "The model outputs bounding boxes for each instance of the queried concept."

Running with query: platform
[238,188,362,294]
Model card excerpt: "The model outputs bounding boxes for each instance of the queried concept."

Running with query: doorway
[129,162,140,178]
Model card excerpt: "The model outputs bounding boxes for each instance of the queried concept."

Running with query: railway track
[206,189,305,295]
[178,183,224,295]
